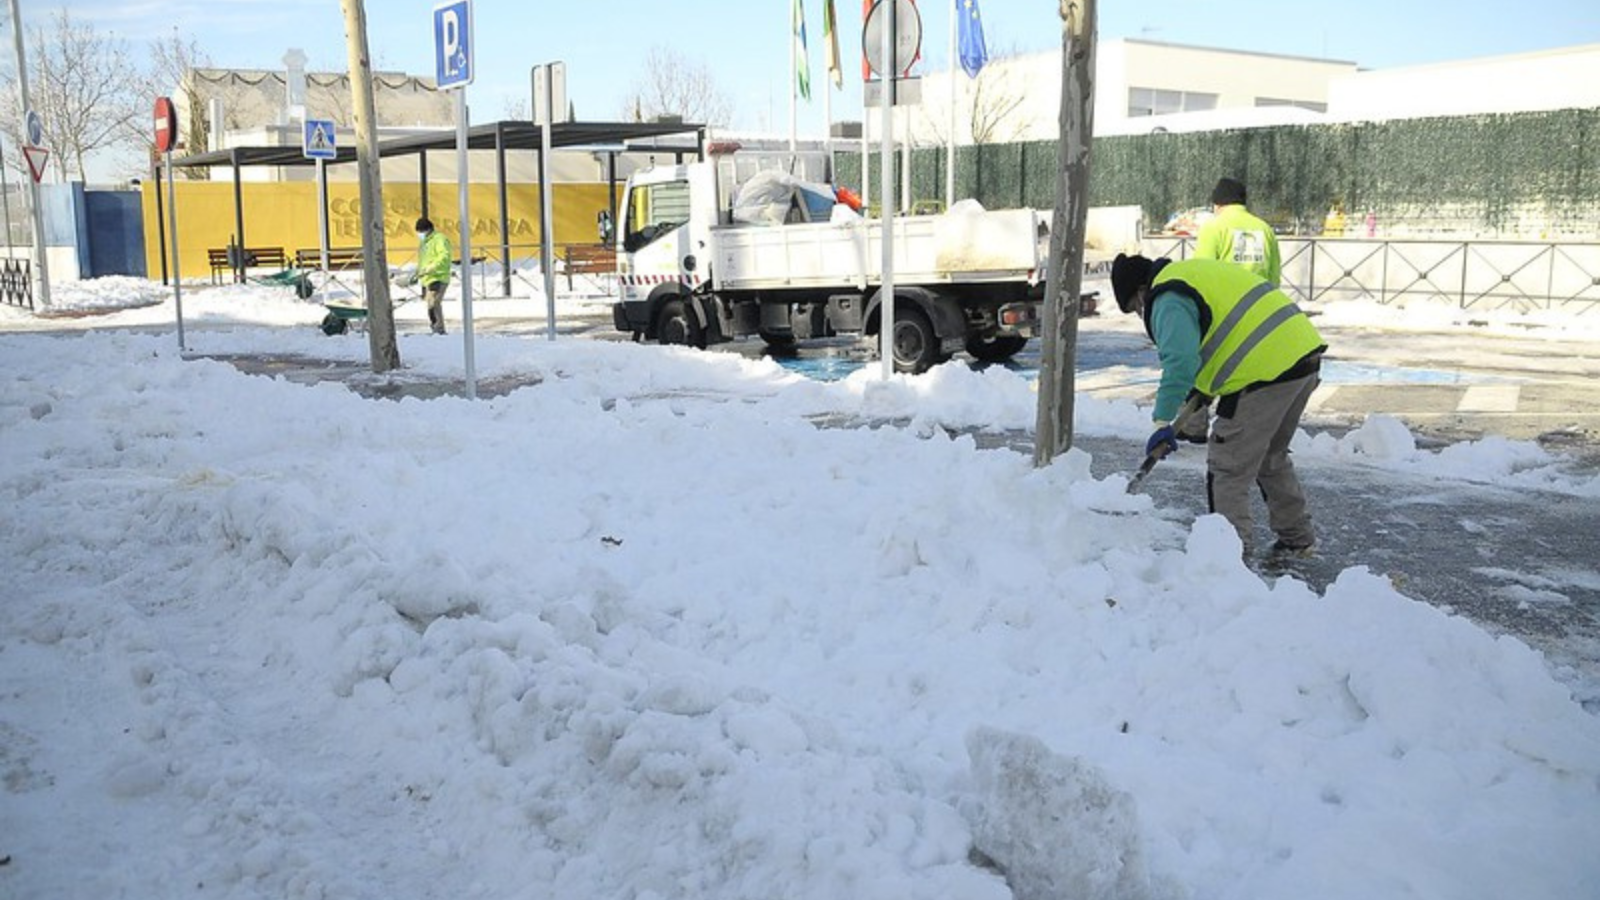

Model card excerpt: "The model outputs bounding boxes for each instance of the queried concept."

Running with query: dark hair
[415,217,434,232]
[1211,177,1247,206]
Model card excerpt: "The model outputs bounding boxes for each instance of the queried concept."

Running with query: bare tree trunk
[338,0,399,373]
[1033,1,1097,467]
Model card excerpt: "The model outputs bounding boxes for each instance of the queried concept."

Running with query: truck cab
[612,148,833,346]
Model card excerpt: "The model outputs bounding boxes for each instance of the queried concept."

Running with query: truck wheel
[965,334,1028,363]
[891,306,941,374]
[655,298,704,349]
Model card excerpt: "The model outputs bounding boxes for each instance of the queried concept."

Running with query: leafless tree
[620,46,733,127]
[133,28,213,177]
[914,46,1028,147]
[0,9,141,181]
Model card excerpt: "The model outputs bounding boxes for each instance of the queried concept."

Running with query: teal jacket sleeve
[1149,290,1202,423]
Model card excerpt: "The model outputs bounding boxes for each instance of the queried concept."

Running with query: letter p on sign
[433,0,473,89]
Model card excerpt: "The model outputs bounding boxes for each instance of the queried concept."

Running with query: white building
[1326,43,1600,122]
[900,39,1600,146]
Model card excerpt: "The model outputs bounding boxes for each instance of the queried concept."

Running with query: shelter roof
[171,120,704,169]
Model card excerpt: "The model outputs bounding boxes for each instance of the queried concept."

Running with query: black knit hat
[1211,177,1247,206]
[1110,253,1154,314]
[415,217,434,232]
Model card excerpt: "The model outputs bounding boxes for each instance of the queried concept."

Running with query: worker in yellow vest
[414,217,454,335]
[1112,253,1327,558]
[1179,177,1285,444]
[1194,177,1280,286]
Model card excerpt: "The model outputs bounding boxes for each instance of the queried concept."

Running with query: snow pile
[1302,414,1600,496]
[43,275,169,314]
[3,324,1598,900]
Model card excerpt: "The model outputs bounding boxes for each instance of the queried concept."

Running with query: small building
[900,38,1600,145]
[172,49,453,165]
[1325,43,1600,122]
[902,38,1357,146]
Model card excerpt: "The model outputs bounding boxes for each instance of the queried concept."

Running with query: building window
[1128,87,1219,117]
[1255,97,1329,113]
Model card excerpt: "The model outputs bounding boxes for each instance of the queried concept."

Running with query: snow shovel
[1126,394,1207,493]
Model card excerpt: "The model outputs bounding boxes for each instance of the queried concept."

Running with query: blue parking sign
[433,0,473,89]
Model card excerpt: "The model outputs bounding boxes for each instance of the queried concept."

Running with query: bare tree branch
[619,46,733,127]
[915,46,1028,147]
[132,28,213,177]
[0,9,141,181]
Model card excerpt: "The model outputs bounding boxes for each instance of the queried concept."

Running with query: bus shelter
[164,119,705,294]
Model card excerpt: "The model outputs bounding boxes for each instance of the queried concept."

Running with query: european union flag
[957,0,988,79]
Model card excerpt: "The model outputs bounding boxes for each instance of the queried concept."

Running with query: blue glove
[1145,424,1179,457]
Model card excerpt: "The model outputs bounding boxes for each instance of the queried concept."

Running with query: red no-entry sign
[153,96,177,154]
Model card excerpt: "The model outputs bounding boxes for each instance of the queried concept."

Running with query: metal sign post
[533,61,566,342]
[433,0,476,399]
[154,96,184,350]
[864,0,922,378]
[302,118,337,306]
[8,0,50,309]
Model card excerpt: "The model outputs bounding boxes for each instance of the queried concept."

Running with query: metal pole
[947,0,957,209]
[8,0,49,308]
[166,152,185,351]
[539,66,557,340]
[317,157,330,305]
[823,59,833,162]
[607,151,618,226]
[495,122,510,298]
[878,0,896,378]
[861,78,870,206]
[231,150,245,283]
[455,89,477,399]
[0,136,13,256]
[418,151,429,220]
[153,160,168,285]
[789,2,798,154]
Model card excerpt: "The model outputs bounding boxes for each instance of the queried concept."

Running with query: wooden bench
[294,247,365,272]
[563,243,617,290]
[208,246,287,283]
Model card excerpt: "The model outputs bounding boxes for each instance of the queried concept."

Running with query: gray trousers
[422,281,447,334]
[1206,372,1320,551]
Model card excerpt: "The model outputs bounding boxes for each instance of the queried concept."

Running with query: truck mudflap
[612,301,636,334]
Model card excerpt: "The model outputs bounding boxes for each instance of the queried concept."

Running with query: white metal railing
[1140,236,1600,315]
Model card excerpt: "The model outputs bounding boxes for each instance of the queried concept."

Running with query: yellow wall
[141,181,617,280]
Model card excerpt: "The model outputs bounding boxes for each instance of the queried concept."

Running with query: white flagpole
[790,2,798,154]
[947,0,958,208]
[878,0,896,379]
[861,86,870,205]
[824,70,833,161]
[861,1,870,209]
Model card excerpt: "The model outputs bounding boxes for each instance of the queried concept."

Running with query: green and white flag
[793,0,812,101]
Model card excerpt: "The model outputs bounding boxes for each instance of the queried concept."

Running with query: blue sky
[24,0,1600,135]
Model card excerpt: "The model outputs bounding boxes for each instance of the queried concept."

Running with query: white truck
[610,147,1097,373]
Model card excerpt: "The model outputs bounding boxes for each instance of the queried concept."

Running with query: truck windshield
[624,179,691,252]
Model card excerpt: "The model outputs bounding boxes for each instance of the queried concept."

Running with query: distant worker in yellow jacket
[413,217,453,335]
[1180,178,1284,443]
[1194,177,1281,286]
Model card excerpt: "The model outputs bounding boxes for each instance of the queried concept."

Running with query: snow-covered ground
[3,276,1598,900]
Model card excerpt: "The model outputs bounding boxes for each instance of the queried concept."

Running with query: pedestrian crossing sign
[303,119,337,160]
